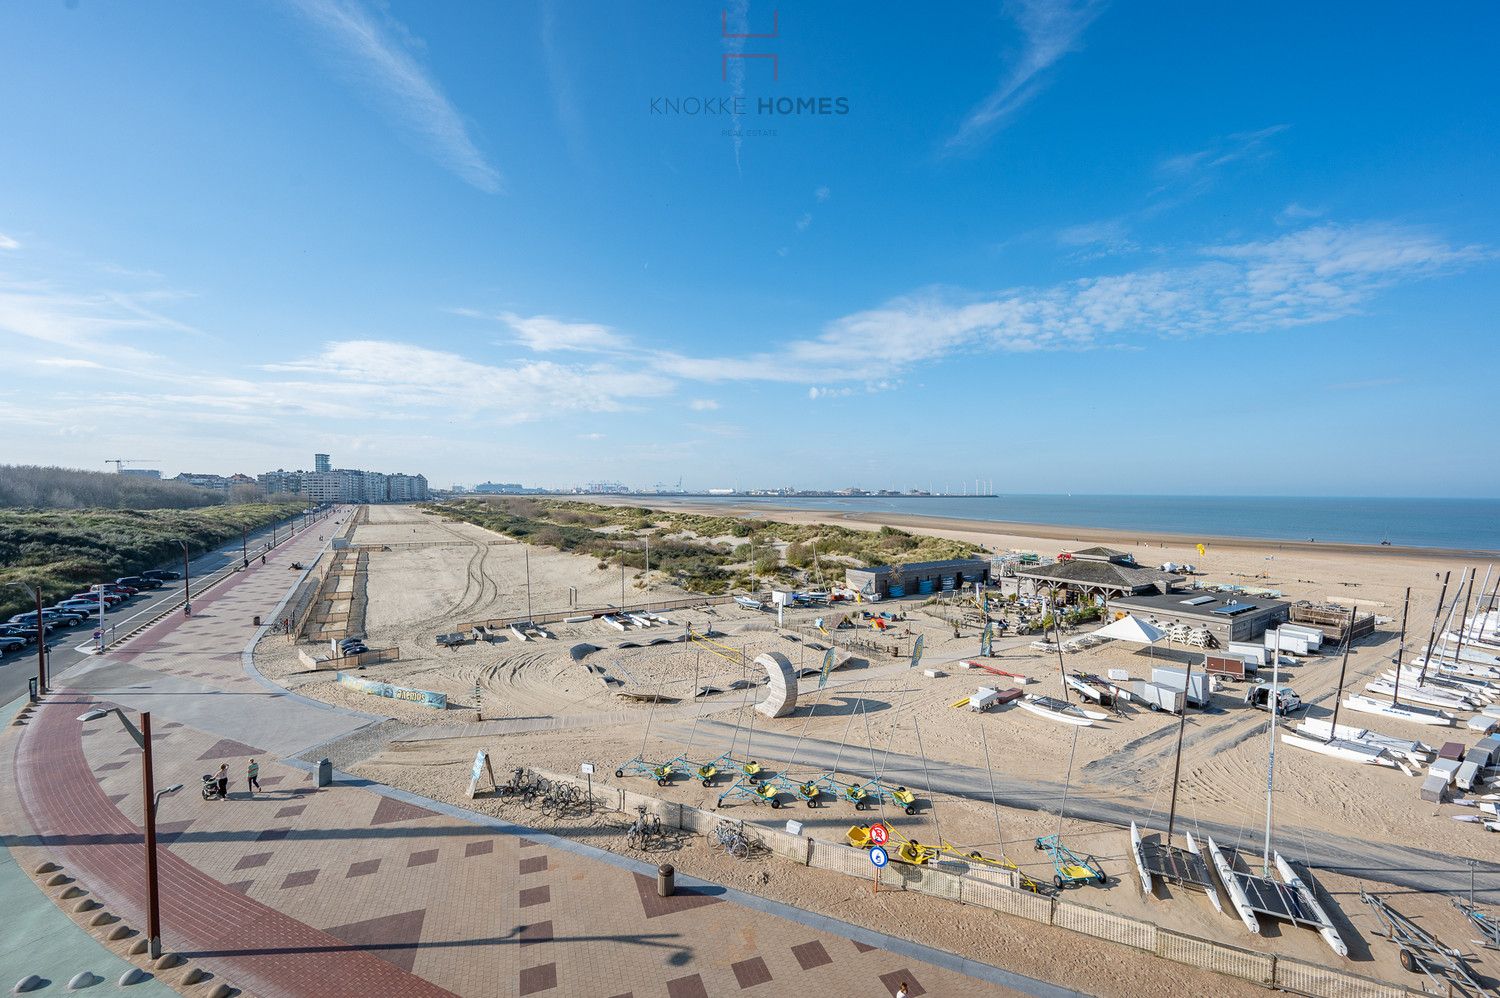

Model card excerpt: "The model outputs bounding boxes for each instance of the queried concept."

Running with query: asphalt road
[0,506,337,708]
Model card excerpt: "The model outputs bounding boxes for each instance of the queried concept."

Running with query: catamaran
[1207,629,1348,956]
[1017,694,1104,726]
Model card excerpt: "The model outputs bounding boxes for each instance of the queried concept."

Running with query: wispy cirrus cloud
[658,222,1486,384]
[285,0,501,193]
[0,233,19,251]
[688,399,720,411]
[946,0,1106,151]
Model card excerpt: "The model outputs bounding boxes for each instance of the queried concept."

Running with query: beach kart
[671,755,721,787]
[1034,833,1106,889]
[717,777,783,809]
[711,754,763,784]
[941,840,1054,896]
[860,780,920,815]
[783,774,832,808]
[832,779,873,810]
[616,756,677,786]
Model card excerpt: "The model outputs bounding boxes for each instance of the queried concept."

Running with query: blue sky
[1,1,1495,495]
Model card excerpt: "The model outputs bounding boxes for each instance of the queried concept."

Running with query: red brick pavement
[13,690,455,998]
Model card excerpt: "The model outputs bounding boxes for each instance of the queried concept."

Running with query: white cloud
[1278,202,1325,224]
[1156,125,1288,186]
[0,233,19,250]
[815,186,831,202]
[498,311,627,352]
[35,357,104,369]
[688,399,720,411]
[268,340,672,422]
[578,432,605,440]
[946,0,1105,150]
[796,212,813,232]
[657,221,1485,385]
[285,0,501,193]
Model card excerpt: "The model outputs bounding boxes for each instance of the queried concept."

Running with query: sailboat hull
[1205,836,1260,934]
[1129,822,1152,895]
[1273,852,1348,957]
[1343,695,1455,726]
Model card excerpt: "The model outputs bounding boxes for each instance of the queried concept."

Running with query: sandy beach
[253,501,1500,994]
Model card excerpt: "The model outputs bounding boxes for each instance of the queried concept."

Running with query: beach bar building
[1108,591,1290,647]
[845,558,991,600]
[1013,547,1182,601]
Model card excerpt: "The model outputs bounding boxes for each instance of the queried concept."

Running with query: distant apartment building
[173,472,231,491]
[258,469,304,495]
[474,482,526,494]
[256,459,428,504]
[385,473,429,502]
[584,482,629,494]
[314,452,331,473]
[119,468,161,479]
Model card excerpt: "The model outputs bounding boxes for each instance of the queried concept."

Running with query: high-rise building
[314,453,331,473]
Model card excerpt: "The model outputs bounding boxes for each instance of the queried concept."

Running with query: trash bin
[253,615,261,627]
[28,677,38,703]
[657,863,675,898]
[317,758,333,787]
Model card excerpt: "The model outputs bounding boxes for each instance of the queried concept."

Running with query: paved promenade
[1,526,1072,997]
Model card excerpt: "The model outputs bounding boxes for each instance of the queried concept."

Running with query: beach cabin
[844,558,991,600]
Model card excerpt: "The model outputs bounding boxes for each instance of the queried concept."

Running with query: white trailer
[1128,680,1184,715]
[1152,665,1212,707]
[1228,642,1269,668]
[969,687,1001,712]
[1279,623,1324,649]
[1265,629,1312,655]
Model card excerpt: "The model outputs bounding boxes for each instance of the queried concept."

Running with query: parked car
[116,576,161,590]
[72,591,124,605]
[0,625,36,644]
[42,609,87,626]
[142,569,181,581]
[0,635,25,654]
[55,600,102,614]
[90,583,139,597]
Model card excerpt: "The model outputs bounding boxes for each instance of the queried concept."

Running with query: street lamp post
[76,707,181,958]
[241,528,248,568]
[179,541,190,616]
[6,581,47,694]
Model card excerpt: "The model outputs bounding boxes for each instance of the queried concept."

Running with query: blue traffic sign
[869,845,889,868]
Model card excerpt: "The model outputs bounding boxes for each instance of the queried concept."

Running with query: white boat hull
[1280,732,1397,768]
[1130,822,1152,895]
[1206,836,1259,934]
[509,625,529,642]
[1342,695,1455,727]
[1185,833,1225,915]
[1273,852,1348,957]
[1364,681,1471,710]
[1016,698,1093,726]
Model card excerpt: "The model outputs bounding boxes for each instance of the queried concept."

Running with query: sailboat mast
[1417,572,1451,686]
[1049,592,1069,702]
[525,547,532,622]
[1262,629,1281,873]
[1451,567,1480,665]
[1166,656,1192,842]
[1328,605,1355,736]
[1391,587,1411,706]
[980,725,1005,854]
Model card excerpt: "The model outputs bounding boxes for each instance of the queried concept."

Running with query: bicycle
[626,806,663,850]
[713,819,751,860]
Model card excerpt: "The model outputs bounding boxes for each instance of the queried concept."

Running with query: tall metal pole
[96,587,105,655]
[1049,592,1069,702]
[1166,655,1192,843]
[1328,605,1355,737]
[140,711,163,958]
[180,541,191,615]
[1417,572,1451,685]
[524,547,532,623]
[1391,587,1411,706]
[1451,567,1479,665]
[34,585,47,693]
[619,542,625,607]
[242,528,248,566]
[1262,629,1281,874]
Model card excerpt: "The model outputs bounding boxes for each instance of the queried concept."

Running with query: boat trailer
[1362,889,1494,996]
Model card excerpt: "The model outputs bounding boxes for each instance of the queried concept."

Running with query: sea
[668,495,1500,552]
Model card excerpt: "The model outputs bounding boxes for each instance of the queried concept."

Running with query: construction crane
[105,459,159,473]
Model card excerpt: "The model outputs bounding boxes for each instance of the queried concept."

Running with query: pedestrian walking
[895,982,909,998]
[215,763,229,801]
[247,758,261,794]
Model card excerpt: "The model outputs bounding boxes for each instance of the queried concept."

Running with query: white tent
[1093,614,1165,645]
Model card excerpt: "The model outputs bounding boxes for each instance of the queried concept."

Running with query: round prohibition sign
[868,822,889,846]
